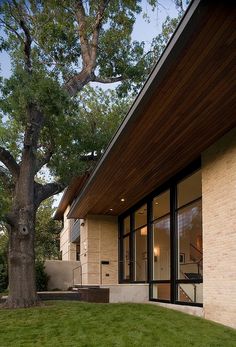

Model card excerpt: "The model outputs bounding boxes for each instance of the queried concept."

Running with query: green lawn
[0,301,235,347]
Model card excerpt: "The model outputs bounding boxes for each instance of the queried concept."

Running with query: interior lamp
[141,226,147,236]
[154,246,160,262]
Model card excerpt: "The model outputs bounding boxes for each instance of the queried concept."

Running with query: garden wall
[45,260,81,291]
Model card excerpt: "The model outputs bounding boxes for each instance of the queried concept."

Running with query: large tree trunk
[4,169,39,308]
[6,210,38,308]
[4,104,42,308]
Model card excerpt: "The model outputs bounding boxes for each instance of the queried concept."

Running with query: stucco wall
[45,260,81,290]
[79,215,118,286]
[202,128,236,328]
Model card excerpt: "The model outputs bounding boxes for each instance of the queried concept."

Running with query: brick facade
[202,128,236,328]
[80,215,118,286]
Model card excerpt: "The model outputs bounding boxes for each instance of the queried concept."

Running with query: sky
[0,0,181,208]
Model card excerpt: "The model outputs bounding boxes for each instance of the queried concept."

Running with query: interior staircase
[179,287,192,302]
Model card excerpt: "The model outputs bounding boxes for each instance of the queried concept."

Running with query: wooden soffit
[68,0,236,219]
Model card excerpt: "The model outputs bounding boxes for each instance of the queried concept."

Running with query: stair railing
[180,270,197,302]
[72,263,82,287]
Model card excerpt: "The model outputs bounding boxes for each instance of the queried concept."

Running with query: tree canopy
[0,1,185,194]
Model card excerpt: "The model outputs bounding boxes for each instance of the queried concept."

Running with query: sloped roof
[68,0,236,218]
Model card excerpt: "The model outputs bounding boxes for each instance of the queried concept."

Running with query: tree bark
[4,166,40,308]
[3,104,43,308]
[6,210,39,308]
[4,163,39,308]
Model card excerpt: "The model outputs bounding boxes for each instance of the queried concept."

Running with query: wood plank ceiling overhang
[68,0,236,219]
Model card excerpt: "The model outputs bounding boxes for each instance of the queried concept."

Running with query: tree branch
[12,0,32,72]
[80,153,100,163]
[35,149,53,174]
[35,181,66,207]
[0,18,23,42]
[75,0,91,67]
[65,68,94,96]
[92,75,123,84]
[65,70,123,96]
[90,0,110,64]
[0,147,20,179]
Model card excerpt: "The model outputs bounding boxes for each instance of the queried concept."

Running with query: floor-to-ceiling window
[152,190,171,301]
[176,170,203,304]
[119,164,203,306]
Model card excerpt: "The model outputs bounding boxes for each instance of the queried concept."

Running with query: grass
[0,301,235,347]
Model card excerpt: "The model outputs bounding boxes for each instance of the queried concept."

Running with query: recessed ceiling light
[121,198,125,202]
[109,208,113,211]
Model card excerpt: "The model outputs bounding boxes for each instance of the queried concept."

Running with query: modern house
[54,0,236,329]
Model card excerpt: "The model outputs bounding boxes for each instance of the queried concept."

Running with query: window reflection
[178,200,203,280]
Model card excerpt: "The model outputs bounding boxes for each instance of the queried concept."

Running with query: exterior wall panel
[60,206,77,260]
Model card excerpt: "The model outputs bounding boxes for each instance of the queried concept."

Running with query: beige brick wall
[79,215,118,286]
[202,128,236,328]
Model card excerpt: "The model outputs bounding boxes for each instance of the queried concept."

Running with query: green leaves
[151,15,182,61]
[47,86,131,183]
[35,197,61,261]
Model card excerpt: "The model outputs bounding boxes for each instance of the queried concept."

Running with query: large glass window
[152,190,170,281]
[177,200,203,280]
[119,165,203,306]
[176,170,203,304]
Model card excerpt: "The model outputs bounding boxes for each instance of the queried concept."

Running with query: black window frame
[118,159,203,307]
